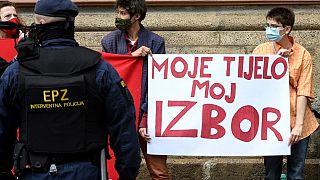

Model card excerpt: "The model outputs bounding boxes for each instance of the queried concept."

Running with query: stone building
[13,0,320,179]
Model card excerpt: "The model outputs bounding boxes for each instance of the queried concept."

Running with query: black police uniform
[0,0,141,179]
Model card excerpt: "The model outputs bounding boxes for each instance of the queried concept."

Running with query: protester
[0,1,23,39]
[0,0,141,179]
[0,1,25,74]
[252,7,319,180]
[101,0,171,179]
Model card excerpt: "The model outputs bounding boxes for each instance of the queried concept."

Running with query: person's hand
[277,48,290,57]
[18,30,29,42]
[18,30,25,42]
[288,124,302,145]
[131,46,152,57]
[139,128,151,143]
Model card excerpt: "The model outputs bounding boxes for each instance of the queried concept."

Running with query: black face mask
[28,21,75,45]
[115,18,132,30]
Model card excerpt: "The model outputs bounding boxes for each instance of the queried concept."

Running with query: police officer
[0,0,141,179]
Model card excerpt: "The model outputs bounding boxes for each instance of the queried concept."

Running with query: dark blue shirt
[101,25,166,119]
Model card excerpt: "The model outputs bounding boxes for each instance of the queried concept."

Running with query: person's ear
[134,13,140,21]
[285,26,291,34]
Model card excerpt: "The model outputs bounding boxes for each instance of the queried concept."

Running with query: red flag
[0,38,17,62]
[100,52,143,180]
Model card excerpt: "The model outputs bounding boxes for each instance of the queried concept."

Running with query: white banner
[147,54,290,156]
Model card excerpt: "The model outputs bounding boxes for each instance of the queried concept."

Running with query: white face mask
[265,27,285,42]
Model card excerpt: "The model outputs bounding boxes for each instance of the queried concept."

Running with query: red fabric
[106,151,117,180]
[0,38,17,62]
[100,52,143,180]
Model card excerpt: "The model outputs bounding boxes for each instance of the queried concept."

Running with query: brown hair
[0,1,15,9]
[116,0,147,22]
[266,7,295,34]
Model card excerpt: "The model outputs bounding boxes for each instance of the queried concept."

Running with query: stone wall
[18,4,320,179]
[72,5,320,110]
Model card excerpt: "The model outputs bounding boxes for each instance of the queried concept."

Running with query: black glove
[0,171,15,180]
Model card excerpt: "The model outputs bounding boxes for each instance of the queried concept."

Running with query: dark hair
[116,0,147,22]
[266,7,295,32]
[0,1,15,9]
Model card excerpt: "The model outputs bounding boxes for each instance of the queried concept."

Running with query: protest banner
[148,54,290,156]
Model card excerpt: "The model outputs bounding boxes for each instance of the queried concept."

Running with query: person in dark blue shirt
[0,0,141,180]
[101,0,170,179]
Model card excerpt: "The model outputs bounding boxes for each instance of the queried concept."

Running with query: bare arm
[289,95,307,145]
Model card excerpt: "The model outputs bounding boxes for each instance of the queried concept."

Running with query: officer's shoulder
[95,59,113,72]
[1,61,19,79]
[6,61,19,72]
[77,46,101,55]
[95,60,121,83]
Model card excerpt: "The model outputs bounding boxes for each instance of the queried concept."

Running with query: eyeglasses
[264,23,284,30]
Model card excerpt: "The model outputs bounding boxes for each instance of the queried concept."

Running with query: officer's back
[0,0,141,180]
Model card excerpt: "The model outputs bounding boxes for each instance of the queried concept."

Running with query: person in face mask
[0,0,141,180]
[253,7,318,180]
[0,1,23,39]
[0,1,25,75]
[101,0,170,180]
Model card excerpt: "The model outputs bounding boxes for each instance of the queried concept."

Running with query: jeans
[264,136,310,180]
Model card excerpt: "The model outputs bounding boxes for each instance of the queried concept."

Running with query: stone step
[138,157,320,180]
